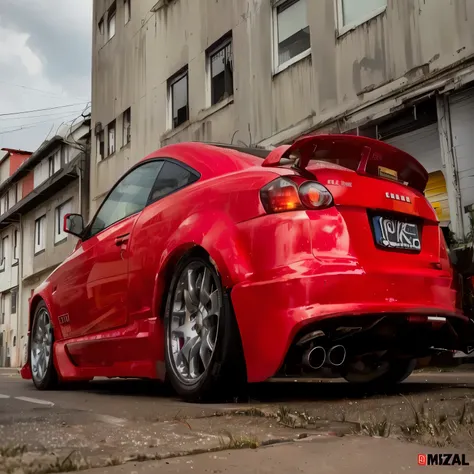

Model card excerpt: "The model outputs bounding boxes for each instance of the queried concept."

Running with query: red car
[22,134,470,400]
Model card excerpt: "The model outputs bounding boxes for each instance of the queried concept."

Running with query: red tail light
[260,177,333,214]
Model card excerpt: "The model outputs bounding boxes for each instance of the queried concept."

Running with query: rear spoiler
[262,134,429,192]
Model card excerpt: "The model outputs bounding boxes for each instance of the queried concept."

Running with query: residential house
[0,119,90,367]
[0,148,31,367]
[91,0,474,240]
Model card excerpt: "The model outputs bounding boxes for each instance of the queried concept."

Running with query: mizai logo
[385,192,411,203]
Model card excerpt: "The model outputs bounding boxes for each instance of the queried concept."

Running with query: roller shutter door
[385,124,450,224]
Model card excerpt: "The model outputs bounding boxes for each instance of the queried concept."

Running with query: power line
[0,102,89,118]
[0,112,81,135]
[0,108,85,122]
[0,80,90,101]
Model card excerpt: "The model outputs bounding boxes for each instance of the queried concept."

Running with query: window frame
[97,130,105,161]
[335,0,387,36]
[272,0,311,75]
[122,108,131,146]
[168,68,189,130]
[10,288,17,315]
[147,159,201,206]
[124,0,131,24]
[12,229,19,265]
[55,199,72,245]
[207,35,234,107]
[0,236,6,272]
[107,2,117,40]
[34,215,46,255]
[82,158,200,241]
[108,120,116,156]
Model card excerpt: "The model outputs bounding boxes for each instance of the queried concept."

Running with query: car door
[53,160,164,338]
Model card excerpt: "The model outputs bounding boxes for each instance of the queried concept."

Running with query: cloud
[0,0,92,151]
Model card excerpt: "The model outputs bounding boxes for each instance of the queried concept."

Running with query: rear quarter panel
[126,168,279,323]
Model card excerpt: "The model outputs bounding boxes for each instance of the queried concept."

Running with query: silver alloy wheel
[31,308,53,383]
[169,262,221,383]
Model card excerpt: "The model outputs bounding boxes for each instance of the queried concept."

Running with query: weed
[219,431,260,450]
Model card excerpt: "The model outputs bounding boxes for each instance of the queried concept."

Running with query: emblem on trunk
[385,192,411,203]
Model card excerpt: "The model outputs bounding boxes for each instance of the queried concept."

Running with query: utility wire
[0,112,81,135]
[0,102,89,117]
[0,109,85,122]
[0,80,89,101]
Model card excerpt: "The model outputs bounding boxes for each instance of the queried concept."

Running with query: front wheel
[30,302,58,390]
[164,254,246,402]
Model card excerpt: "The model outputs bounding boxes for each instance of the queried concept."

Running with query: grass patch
[219,431,260,450]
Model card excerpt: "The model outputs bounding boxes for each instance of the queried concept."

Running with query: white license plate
[372,216,421,251]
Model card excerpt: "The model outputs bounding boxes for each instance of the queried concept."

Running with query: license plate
[372,216,421,251]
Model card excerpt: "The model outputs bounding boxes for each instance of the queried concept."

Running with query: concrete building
[0,120,90,367]
[91,0,474,240]
[0,148,32,367]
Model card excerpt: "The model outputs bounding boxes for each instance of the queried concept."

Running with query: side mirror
[64,213,85,238]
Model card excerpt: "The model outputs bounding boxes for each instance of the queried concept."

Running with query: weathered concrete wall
[91,0,474,210]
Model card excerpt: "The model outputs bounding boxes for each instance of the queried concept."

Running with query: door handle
[115,233,130,247]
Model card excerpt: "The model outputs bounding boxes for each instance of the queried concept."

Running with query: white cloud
[0,26,43,76]
[0,0,92,152]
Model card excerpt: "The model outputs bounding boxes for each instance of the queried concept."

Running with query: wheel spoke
[186,269,199,305]
[188,337,202,378]
[208,290,220,316]
[199,268,211,305]
[199,328,212,369]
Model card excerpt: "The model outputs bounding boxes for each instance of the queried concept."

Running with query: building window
[124,0,131,23]
[0,237,6,270]
[98,17,104,35]
[0,194,8,215]
[13,230,19,263]
[108,121,116,156]
[10,289,17,315]
[15,183,21,204]
[55,200,72,244]
[107,3,116,40]
[169,70,189,129]
[0,295,4,325]
[273,0,311,71]
[34,215,46,254]
[48,156,55,177]
[97,130,105,161]
[122,108,131,146]
[208,37,234,106]
[336,0,386,33]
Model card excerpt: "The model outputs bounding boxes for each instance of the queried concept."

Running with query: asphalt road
[1,369,474,473]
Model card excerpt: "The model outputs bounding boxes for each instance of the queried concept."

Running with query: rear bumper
[231,261,465,383]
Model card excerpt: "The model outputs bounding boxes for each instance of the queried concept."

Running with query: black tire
[342,358,416,390]
[30,302,58,390]
[164,253,247,402]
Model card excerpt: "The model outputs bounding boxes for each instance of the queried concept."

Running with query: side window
[149,161,198,203]
[89,161,164,237]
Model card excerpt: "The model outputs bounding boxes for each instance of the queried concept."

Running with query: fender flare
[151,210,253,318]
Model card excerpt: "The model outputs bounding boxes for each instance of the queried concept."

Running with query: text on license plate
[372,216,421,251]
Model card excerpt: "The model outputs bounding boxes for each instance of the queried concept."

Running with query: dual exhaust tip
[303,345,346,370]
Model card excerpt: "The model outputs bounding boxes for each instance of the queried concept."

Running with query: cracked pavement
[1,368,474,473]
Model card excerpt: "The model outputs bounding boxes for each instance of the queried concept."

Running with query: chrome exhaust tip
[327,345,346,367]
[302,346,326,370]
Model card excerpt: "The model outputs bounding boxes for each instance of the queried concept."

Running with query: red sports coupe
[21,135,472,400]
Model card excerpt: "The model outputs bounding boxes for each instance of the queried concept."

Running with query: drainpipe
[17,215,24,367]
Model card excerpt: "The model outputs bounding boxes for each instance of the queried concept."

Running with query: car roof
[142,142,272,180]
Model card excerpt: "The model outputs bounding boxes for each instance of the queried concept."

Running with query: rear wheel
[342,356,416,389]
[164,253,246,401]
[30,302,58,390]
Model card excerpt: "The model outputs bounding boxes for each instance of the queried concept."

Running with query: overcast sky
[0,0,92,152]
